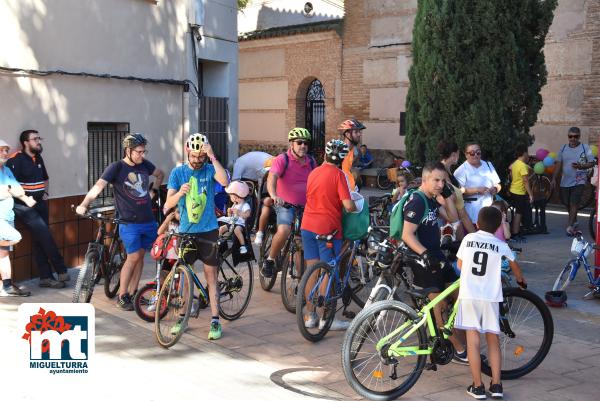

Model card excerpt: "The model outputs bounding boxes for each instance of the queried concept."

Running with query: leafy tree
[406,0,557,177]
[238,0,250,10]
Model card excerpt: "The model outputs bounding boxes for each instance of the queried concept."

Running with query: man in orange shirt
[338,119,366,190]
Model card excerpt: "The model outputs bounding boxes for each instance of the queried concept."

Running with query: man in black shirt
[8,130,69,289]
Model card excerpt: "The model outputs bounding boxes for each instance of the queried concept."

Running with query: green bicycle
[341,275,553,400]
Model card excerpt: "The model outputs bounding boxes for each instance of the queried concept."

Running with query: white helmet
[186,133,209,152]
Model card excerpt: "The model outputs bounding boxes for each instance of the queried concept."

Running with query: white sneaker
[320,318,350,331]
[240,245,248,254]
[304,312,319,328]
[253,231,264,245]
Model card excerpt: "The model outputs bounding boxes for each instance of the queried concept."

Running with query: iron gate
[305,79,325,162]
[199,96,229,165]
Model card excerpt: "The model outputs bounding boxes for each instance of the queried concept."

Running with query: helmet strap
[344,131,359,146]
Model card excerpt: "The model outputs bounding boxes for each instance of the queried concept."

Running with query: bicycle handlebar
[71,204,124,224]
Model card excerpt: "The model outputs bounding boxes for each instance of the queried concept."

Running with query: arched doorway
[305,79,325,162]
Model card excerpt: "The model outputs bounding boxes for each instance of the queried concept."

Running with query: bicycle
[154,229,254,348]
[552,235,600,299]
[341,258,554,400]
[376,152,404,190]
[258,203,307,314]
[72,205,126,303]
[295,230,370,342]
[368,194,393,227]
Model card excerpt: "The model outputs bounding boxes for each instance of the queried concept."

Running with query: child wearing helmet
[218,181,251,254]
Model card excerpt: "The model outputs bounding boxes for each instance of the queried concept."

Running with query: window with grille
[87,122,129,206]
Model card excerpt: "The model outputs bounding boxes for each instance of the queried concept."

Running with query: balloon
[545,165,555,175]
[535,148,549,161]
[533,161,545,175]
[592,145,598,157]
[401,160,411,168]
[542,156,554,167]
[548,151,557,159]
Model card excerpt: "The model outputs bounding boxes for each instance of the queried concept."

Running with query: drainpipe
[182,84,190,164]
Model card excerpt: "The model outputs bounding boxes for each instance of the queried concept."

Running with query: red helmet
[338,119,366,132]
[544,290,567,307]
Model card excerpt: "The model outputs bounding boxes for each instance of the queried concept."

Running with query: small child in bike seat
[391,171,412,203]
[455,206,526,400]
[157,206,180,267]
[218,181,251,254]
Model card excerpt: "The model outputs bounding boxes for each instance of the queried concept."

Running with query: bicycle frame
[572,254,600,287]
[376,280,460,357]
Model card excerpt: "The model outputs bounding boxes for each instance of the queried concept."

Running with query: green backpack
[389,189,429,240]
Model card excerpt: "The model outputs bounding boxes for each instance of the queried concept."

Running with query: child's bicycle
[341,251,554,401]
[154,227,254,348]
[552,234,600,299]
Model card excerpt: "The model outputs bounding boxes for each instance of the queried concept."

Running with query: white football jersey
[456,230,514,302]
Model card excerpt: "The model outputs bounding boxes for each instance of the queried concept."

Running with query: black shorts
[510,193,531,215]
[411,262,459,291]
[559,185,585,207]
[181,230,219,267]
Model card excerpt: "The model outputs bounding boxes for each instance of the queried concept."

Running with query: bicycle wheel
[218,253,254,321]
[529,174,552,204]
[73,251,100,303]
[258,225,277,291]
[377,168,393,190]
[296,262,337,342]
[341,300,428,401]
[552,259,578,291]
[154,265,193,348]
[589,208,596,240]
[104,237,125,299]
[281,239,305,314]
[481,288,554,380]
[134,282,168,323]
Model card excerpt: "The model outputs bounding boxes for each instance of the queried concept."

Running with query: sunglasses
[294,140,310,146]
[466,150,482,156]
[568,135,580,139]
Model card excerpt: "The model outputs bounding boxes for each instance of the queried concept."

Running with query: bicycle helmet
[186,133,209,152]
[544,290,567,307]
[325,139,349,165]
[288,128,311,142]
[337,119,366,132]
[122,133,147,149]
[225,180,250,198]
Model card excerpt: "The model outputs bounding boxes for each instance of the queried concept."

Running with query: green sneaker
[170,317,186,336]
[208,321,222,340]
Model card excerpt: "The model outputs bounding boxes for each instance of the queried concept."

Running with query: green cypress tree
[406,0,557,177]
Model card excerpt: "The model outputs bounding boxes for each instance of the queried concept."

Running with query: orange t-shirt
[341,149,355,189]
[301,164,351,239]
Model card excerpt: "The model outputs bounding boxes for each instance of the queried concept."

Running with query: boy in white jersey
[456,206,526,400]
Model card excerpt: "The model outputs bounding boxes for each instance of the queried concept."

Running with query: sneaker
[489,382,503,399]
[261,259,275,278]
[452,349,469,365]
[57,272,71,282]
[304,312,319,328]
[39,278,65,289]
[253,231,264,245]
[0,285,31,297]
[566,226,575,237]
[208,321,222,340]
[190,297,200,317]
[239,245,248,254]
[170,317,186,336]
[467,384,487,400]
[116,294,134,311]
[320,318,350,331]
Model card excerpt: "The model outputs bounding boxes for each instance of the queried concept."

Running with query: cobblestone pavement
[1,197,599,401]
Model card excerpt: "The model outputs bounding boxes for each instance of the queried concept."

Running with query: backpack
[389,189,429,240]
[279,152,316,178]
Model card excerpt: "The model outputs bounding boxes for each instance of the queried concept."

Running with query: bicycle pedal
[343,310,356,319]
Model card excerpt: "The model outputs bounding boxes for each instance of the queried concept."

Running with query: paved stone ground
[1,194,599,401]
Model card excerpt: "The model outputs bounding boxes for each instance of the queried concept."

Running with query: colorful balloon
[545,165,555,175]
[542,156,554,167]
[401,160,411,168]
[548,151,557,159]
[591,145,598,157]
[533,161,545,175]
[535,148,549,161]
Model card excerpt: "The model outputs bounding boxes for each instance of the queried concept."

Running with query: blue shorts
[119,221,158,254]
[301,229,342,263]
[275,205,295,226]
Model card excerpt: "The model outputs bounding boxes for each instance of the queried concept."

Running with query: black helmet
[544,290,567,307]
[122,133,147,149]
[325,139,349,165]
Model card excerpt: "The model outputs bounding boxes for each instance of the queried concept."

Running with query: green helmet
[288,127,311,142]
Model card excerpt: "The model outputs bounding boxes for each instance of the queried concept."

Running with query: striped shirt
[7,151,49,201]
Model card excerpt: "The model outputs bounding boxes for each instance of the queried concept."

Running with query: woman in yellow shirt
[509,144,534,237]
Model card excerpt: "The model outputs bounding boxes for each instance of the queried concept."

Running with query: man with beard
[7,130,69,289]
[76,133,164,310]
[338,119,366,190]
[164,133,229,340]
